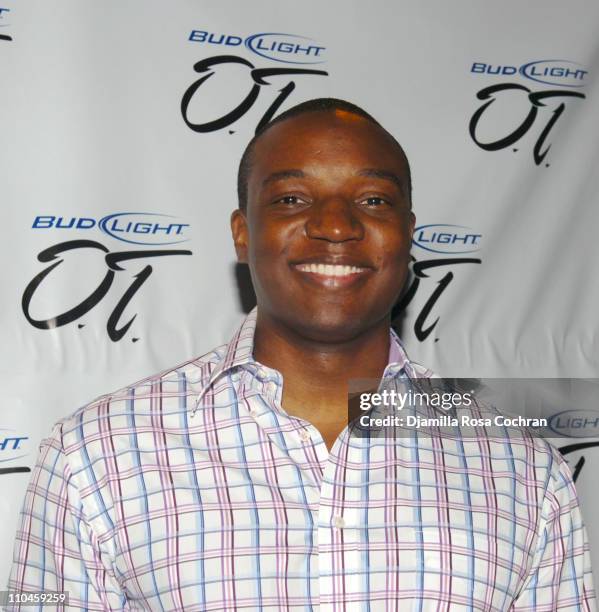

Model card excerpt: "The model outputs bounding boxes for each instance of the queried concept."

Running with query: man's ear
[230,209,249,263]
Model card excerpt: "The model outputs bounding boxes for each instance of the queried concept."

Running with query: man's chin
[281,311,385,346]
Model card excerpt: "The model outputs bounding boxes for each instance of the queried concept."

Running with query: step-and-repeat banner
[2,0,599,588]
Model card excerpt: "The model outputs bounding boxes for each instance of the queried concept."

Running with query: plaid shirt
[8,309,597,611]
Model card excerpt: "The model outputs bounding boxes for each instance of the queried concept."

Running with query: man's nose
[304,197,364,242]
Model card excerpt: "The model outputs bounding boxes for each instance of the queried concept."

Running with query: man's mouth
[291,260,373,288]
[294,263,369,277]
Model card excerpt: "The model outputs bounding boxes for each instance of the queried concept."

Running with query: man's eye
[360,196,389,207]
[276,195,304,206]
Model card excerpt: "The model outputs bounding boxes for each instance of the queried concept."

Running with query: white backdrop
[2,0,599,590]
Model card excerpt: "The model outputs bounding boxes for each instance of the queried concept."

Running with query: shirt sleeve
[512,450,597,611]
[6,423,125,611]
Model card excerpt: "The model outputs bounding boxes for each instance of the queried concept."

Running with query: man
[8,98,596,610]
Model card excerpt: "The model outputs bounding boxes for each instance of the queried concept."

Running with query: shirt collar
[195,307,416,406]
[198,307,258,400]
[387,327,411,374]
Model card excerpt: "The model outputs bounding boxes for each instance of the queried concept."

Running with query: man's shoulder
[58,343,230,434]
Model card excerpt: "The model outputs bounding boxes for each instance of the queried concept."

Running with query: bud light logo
[471,59,588,88]
[548,410,599,438]
[245,33,325,64]
[188,30,326,64]
[98,213,189,245]
[32,213,190,246]
[0,429,30,475]
[412,224,482,255]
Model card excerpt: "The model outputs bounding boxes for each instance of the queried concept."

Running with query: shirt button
[248,405,257,415]
[332,515,345,529]
[299,429,311,442]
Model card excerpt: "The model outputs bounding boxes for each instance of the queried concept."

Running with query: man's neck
[253,312,391,448]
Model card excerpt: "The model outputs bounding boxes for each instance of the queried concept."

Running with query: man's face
[231,111,415,343]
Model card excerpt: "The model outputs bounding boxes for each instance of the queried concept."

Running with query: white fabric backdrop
[2,0,598,588]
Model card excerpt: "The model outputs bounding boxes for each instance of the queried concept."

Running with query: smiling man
[231,101,415,452]
[8,98,596,611]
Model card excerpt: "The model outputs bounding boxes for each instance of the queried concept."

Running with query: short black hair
[236,97,412,211]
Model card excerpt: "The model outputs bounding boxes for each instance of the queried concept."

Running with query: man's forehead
[251,111,406,168]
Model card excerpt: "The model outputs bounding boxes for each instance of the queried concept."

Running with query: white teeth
[296,263,366,276]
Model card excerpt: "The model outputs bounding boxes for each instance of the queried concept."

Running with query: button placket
[318,444,363,606]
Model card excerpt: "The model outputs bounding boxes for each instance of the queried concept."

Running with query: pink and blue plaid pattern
[8,309,597,610]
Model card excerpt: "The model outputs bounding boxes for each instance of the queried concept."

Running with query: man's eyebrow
[357,168,406,195]
[262,169,306,187]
